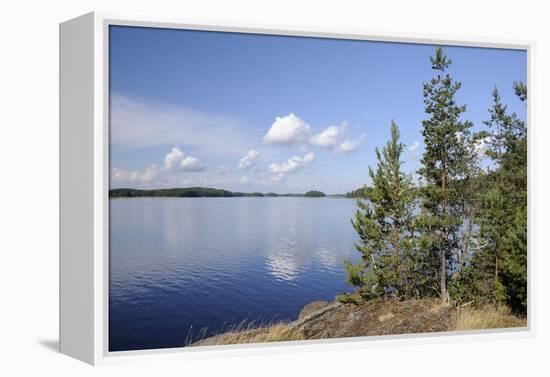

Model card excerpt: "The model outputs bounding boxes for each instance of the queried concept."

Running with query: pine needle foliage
[343,121,418,301]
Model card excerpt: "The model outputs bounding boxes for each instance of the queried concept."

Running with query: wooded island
[110,187,330,198]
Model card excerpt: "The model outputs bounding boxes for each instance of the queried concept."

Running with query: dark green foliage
[109,187,235,198]
[500,205,527,312]
[304,190,326,197]
[110,188,331,198]
[457,85,528,313]
[343,121,418,301]
[343,48,527,314]
[416,47,476,301]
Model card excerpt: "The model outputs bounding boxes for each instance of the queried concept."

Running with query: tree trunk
[392,173,399,289]
[392,222,399,290]
[392,223,399,258]
[440,164,448,302]
[495,254,499,282]
[440,247,447,301]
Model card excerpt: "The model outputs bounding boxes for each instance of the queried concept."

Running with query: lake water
[109,197,360,351]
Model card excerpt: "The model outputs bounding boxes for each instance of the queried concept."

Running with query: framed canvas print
[59,12,533,365]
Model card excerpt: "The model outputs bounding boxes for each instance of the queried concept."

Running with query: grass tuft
[190,320,304,346]
[452,305,526,331]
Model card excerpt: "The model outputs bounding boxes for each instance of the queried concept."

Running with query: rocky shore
[191,298,526,347]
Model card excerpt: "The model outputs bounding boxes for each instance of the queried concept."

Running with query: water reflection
[315,245,341,270]
[109,197,359,351]
[265,243,305,282]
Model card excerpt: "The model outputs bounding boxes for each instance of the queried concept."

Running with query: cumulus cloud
[408,141,420,160]
[335,138,362,153]
[141,165,160,182]
[112,147,207,187]
[337,132,366,153]
[180,155,205,172]
[309,122,364,153]
[263,113,311,145]
[163,147,204,172]
[263,114,364,153]
[268,152,315,174]
[310,125,343,148]
[164,147,184,170]
[111,165,159,184]
[304,152,315,162]
[238,149,260,170]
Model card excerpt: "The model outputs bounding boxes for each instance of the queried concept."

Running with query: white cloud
[240,176,250,184]
[263,113,311,145]
[303,152,315,163]
[310,126,340,148]
[262,114,364,153]
[180,155,205,172]
[162,147,204,172]
[112,146,209,187]
[164,147,184,170]
[408,141,420,160]
[310,123,347,148]
[336,139,361,153]
[141,165,160,182]
[309,122,364,153]
[336,133,366,153]
[238,149,260,170]
[268,152,315,174]
[111,165,159,184]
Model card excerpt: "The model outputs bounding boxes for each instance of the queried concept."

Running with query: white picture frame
[59,11,535,365]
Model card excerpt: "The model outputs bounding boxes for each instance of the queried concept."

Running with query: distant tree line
[304,190,326,197]
[110,187,235,198]
[110,187,327,198]
[341,48,527,314]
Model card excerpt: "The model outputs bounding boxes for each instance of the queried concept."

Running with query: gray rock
[298,300,329,320]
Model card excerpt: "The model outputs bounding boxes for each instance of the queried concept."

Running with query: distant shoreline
[109,187,349,199]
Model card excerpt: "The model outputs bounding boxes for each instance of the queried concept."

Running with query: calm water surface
[109,197,359,351]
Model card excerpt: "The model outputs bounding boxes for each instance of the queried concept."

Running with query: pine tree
[473,85,527,311]
[417,47,476,302]
[501,82,527,312]
[342,121,416,301]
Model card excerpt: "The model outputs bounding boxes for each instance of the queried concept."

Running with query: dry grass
[452,305,526,331]
[191,321,304,346]
[429,299,452,314]
[378,312,395,322]
[191,299,527,347]
[218,323,303,344]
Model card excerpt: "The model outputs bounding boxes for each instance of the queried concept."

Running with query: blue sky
[109,25,527,194]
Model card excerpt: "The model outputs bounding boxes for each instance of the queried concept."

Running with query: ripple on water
[109,197,359,351]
